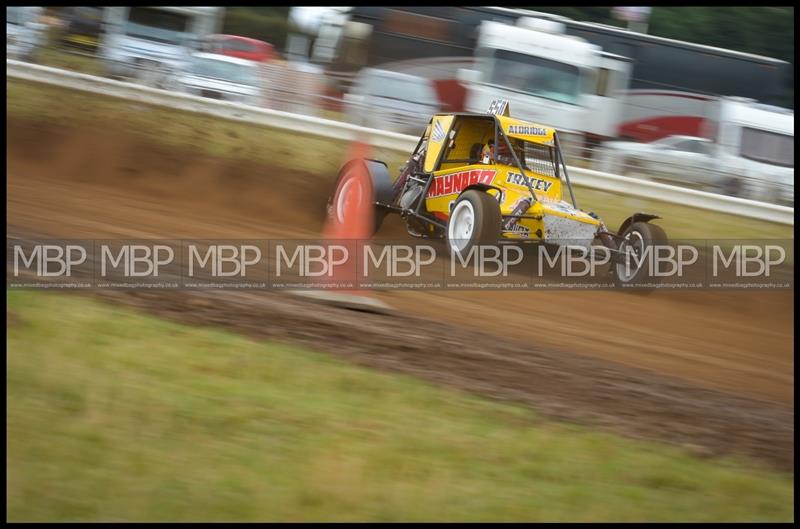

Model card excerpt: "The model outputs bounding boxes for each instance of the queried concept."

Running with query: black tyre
[326,159,393,236]
[446,190,502,257]
[613,221,668,290]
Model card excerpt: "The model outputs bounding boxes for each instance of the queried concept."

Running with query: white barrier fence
[6,59,414,153]
[567,167,794,225]
[7,59,794,226]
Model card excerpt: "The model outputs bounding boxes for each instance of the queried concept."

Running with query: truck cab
[704,97,794,205]
[459,17,631,161]
[6,6,45,61]
[101,7,224,86]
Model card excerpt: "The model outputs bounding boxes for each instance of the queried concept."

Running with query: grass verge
[7,290,794,522]
[34,44,105,76]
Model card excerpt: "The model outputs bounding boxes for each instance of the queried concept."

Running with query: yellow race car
[328,100,668,286]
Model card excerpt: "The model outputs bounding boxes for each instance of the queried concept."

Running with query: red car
[203,35,277,63]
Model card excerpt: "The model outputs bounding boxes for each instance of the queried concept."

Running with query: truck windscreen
[126,7,190,44]
[482,49,581,106]
[740,128,794,168]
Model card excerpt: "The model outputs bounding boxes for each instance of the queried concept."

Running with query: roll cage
[409,112,579,209]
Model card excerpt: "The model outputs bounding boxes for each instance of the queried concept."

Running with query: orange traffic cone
[322,139,374,244]
[292,138,391,314]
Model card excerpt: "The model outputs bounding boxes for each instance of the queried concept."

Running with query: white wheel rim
[616,231,645,282]
[335,172,363,224]
[448,200,475,253]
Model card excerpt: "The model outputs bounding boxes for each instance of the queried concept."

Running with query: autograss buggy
[328,100,668,287]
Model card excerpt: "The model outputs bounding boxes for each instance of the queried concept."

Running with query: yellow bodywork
[423,115,455,172]
[420,113,600,242]
[64,34,99,47]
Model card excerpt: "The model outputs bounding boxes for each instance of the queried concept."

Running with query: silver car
[344,68,440,135]
[593,135,743,195]
[594,134,794,205]
[174,53,262,106]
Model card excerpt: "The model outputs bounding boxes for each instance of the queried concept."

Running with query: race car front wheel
[446,190,501,257]
[613,221,668,290]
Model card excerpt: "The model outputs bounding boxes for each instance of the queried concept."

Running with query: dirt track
[7,119,795,470]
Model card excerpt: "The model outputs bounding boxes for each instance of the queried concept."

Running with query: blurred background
[7,7,795,522]
[6,6,794,206]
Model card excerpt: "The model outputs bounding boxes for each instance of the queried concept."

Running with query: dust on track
[7,118,795,471]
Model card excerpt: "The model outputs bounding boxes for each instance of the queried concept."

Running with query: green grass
[35,44,105,76]
[7,291,794,522]
[7,76,792,239]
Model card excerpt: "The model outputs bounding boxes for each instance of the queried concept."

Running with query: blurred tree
[528,6,794,65]
[529,6,793,106]
[526,6,613,24]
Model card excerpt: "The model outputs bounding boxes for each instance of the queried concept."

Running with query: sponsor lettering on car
[505,222,531,235]
[507,125,548,136]
[427,169,496,198]
[505,172,554,193]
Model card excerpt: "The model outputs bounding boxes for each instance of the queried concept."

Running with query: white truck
[100,7,224,87]
[458,17,631,161]
[6,6,45,62]
[593,97,794,206]
[705,97,794,205]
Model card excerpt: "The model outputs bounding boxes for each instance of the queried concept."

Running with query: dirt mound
[7,117,334,232]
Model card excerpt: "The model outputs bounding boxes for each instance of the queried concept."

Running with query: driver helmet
[481,139,514,165]
[494,139,514,165]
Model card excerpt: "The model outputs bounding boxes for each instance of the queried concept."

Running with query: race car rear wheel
[327,159,393,236]
[613,221,668,290]
[446,190,501,257]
